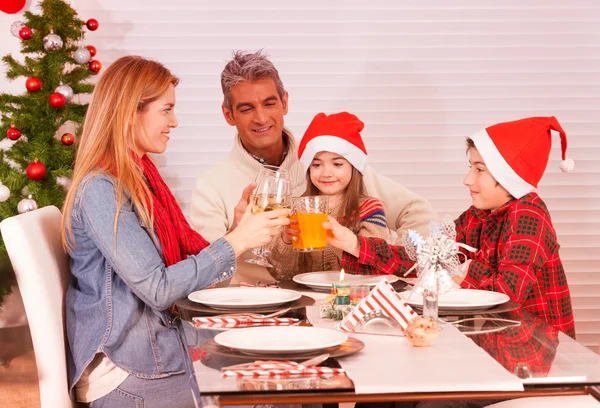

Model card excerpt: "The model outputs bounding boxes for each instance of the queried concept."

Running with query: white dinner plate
[293,271,399,292]
[214,326,348,355]
[398,289,510,310]
[187,287,301,310]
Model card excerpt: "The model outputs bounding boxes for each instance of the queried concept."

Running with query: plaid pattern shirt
[342,193,575,338]
[471,310,560,377]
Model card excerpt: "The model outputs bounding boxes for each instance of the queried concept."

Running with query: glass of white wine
[245,174,292,267]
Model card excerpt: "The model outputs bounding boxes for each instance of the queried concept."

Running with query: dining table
[177,283,600,406]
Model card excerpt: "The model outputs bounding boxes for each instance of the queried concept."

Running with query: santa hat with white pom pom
[470,116,574,199]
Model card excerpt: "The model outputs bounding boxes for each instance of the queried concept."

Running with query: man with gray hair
[190,50,438,285]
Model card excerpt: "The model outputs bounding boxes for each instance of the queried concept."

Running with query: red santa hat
[470,116,574,199]
[298,112,368,174]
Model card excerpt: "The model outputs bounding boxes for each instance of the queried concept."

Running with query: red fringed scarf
[140,155,210,266]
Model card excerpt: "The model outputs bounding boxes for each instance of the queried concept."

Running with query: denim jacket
[65,173,236,396]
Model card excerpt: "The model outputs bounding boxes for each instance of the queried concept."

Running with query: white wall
[2,1,599,349]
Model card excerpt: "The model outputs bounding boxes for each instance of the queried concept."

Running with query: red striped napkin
[222,360,344,378]
[192,316,298,328]
[339,280,417,332]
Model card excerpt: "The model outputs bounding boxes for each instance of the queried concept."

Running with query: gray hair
[221,50,286,111]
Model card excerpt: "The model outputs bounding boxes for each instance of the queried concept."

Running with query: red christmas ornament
[86,45,97,57]
[26,76,42,92]
[7,124,21,141]
[61,133,75,146]
[88,59,102,74]
[19,26,32,40]
[26,160,46,181]
[86,18,99,31]
[0,0,26,14]
[49,92,66,109]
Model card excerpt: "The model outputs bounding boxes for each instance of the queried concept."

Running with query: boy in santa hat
[325,116,576,337]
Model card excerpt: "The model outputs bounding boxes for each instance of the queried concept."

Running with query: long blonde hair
[304,166,367,233]
[61,56,179,250]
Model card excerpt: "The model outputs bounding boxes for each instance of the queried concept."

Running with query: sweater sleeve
[265,234,299,281]
[363,167,439,241]
[189,174,230,243]
[358,198,390,240]
[460,203,551,304]
[341,236,415,276]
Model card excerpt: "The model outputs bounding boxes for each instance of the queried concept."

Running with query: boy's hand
[282,216,300,245]
[453,259,472,285]
[323,216,360,257]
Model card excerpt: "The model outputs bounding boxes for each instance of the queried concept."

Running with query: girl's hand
[322,216,360,257]
[225,206,290,256]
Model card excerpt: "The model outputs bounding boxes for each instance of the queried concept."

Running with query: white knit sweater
[190,130,438,284]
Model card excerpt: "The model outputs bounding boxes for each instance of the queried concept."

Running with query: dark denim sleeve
[77,176,236,310]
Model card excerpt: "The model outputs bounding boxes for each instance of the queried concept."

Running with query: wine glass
[245,174,292,267]
[258,164,288,179]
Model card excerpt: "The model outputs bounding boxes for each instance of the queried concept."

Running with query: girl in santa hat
[265,111,390,280]
[324,116,575,338]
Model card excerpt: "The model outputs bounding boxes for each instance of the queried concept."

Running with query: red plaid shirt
[470,310,560,377]
[342,193,575,338]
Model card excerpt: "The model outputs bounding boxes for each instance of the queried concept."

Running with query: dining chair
[0,206,76,408]
[486,395,600,407]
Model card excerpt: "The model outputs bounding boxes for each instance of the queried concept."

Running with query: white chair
[485,395,600,407]
[0,206,75,408]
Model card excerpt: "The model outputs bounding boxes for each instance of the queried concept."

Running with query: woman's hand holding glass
[225,205,290,257]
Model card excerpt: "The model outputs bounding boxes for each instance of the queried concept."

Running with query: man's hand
[229,182,256,233]
[323,216,360,257]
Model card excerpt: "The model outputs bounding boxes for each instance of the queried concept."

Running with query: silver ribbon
[402,216,477,296]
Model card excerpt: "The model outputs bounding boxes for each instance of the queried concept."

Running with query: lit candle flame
[339,268,345,283]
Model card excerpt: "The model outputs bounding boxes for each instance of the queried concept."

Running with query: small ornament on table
[0,181,10,202]
[61,132,75,146]
[7,124,21,141]
[43,30,63,51]
[26,76,42,93]
[405,315,439,347]
[319,269,356,320]
[49,92,66,109]
[17,194,38,214]
[73,45,91,64]
[88,59,102,74]
[26,159,46,181]
[403,216,477,321]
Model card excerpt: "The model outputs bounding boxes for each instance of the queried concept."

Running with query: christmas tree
[0,0,100,307]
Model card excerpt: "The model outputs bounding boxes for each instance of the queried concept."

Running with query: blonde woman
[62,56,289,407]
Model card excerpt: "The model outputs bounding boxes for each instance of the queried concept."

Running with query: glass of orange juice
[293,196,329,252]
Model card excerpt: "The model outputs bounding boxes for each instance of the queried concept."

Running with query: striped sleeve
[359,198,387,228]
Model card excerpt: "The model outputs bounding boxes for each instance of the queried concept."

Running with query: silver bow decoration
[402,216,476,296]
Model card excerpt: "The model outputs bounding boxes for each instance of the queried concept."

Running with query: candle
[332,269,350,305]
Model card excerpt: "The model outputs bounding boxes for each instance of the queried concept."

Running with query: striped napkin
[339,279,417,332]
[192,316,298,328]
[222,360,344,378]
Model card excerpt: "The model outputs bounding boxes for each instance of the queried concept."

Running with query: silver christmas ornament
[73,45,91,64]
[55,83,74,103]
[0,181,10,202]
[10,21,25,38]
[17,194,38,214]
[43,32,63,51]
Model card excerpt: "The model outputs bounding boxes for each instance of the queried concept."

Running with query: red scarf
[141,155,210,266]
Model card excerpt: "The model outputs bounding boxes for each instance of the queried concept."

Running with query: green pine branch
[0,0,96,308]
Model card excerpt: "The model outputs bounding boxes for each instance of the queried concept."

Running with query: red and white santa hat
[470,116,574,199]
[298,112,368,174]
